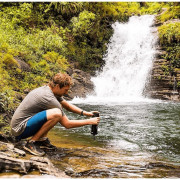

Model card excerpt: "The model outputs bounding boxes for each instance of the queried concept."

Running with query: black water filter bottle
[91,112,99,138]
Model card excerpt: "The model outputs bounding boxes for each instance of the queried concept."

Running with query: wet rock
[30,156,67,177]
[145,57,180,101]
[65,165,147,178]
[0,153,66,176]
[144,13,180,102]
[0,134,15,143]
[0,154,31,174]
[65,168,119,178]
[0,150,68,177]
[153,21,163,27]
[22,174,58,178]
[46,148,68,160]
[65,162,179,178]
[143,162,175,169]
[0,174,21,178]
[0,141,26,157]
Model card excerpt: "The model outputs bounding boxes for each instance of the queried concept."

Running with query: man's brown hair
[49,73,72,88]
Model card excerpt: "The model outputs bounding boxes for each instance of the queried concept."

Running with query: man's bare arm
[59,114,100,129]
[61,99,96,116]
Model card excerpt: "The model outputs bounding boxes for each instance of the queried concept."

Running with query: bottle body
[91,112,99,136]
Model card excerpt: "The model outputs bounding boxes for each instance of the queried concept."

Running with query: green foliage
[0,89,15,113]
[154,2,180,77]
[86,2,139,21]
[140,2,164,15]
[46,2,83,16]
[2,54,19,69]
[43,51,69,75]
[161,65,170,75]
[158,22,180,73]
[177,81,180,88]
[71,10,96,36]
[157,5,180,23]
[0,3,47,30]
[163,45,180,69]
[21,27,67,59]
[158,23,180,45]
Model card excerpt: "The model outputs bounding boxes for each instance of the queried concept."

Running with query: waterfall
[73,15,158,104]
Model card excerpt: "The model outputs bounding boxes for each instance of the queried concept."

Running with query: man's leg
[21,108,62,156]
[30,108,62,141]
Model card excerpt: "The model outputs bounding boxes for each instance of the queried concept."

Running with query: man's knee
[46,108,62,121]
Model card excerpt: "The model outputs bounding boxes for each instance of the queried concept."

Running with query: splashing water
[72,15,158,104]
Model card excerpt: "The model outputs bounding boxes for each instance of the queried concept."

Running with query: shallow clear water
[57,100,180,167]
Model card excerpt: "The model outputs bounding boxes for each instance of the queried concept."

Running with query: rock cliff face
[145,54,179,101]
[65,66,94,100]
[144,19,180,101]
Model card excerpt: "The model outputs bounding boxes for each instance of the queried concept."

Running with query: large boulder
[65,68,94,100]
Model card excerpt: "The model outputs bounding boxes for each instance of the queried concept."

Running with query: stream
[49,100,180,178]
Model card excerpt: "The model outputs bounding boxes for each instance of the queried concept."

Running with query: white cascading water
[72,15,158,104]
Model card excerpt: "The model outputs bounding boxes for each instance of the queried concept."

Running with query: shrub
[157,6,180,23]
[71,10,96,36]
[158,22,180,45]
[2,54,19,69]
[43,51,69,76]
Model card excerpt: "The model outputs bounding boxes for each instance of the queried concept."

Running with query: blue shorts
[16,110,47,140]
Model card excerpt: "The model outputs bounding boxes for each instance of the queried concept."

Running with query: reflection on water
[56,101,180,169]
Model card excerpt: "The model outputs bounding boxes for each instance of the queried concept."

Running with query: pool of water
[52,101,180,177]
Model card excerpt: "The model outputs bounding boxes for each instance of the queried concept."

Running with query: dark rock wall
[145,56,179,101]
[65,67,94,100]
[145,19,180,101]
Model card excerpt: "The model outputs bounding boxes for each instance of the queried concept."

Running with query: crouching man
[10,72,100,156]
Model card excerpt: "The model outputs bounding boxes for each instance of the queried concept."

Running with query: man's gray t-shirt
[10,85,64,136]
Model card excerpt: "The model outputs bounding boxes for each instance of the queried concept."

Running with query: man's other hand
[83,111,99,117]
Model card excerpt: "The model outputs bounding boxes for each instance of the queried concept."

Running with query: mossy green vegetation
[158,23,180,45]
[157,3,180,76]
[0,2,179,134]
[158,22,180,72]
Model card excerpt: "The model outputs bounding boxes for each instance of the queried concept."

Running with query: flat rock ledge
[0,141,69,178]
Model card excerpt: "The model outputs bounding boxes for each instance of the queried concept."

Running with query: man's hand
[83,111,99,117]
[89,117,100,125]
